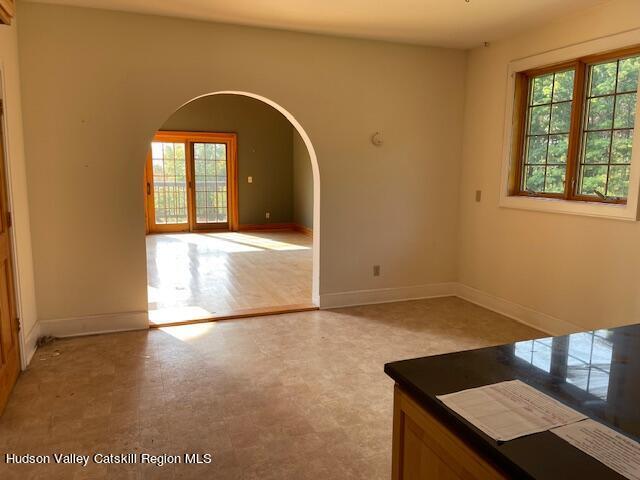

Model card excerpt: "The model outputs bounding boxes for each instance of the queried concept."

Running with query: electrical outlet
[248,176,253,184]
[265,212,270,219]
[475,190,482,202]
[373,265,381,277]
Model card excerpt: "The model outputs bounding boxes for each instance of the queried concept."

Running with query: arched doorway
[144,91,320,325]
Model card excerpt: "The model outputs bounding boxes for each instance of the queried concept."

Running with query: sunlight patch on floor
[159,322,217,341]
[148,305,215,325]
[162,233,262,252]
[147,285,202,306]
[212,232,310,251]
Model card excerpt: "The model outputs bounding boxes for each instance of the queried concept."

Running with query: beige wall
[0,19,38,359]
[292,129,313,229]
[18,3,466,322]
[458,0,640,331]
[161,94,295,225]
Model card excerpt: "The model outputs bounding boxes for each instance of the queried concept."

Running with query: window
[145,131,238,233]
[511,46,640,204]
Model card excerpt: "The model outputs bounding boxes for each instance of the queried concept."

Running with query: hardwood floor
[146,231,313,325]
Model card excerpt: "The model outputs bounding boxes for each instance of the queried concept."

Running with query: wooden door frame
[185,131,238,232]
[0,99,21,413]
[145,132,192,233]
[145,131,238,233]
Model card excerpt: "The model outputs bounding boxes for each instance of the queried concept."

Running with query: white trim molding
[320,282,582,337]
[22,322,40,366]
[499,28,640,221]
[27,284,582,350]
[455,284,582,337]
[177,91,321,307]
[38,311,149,339]
[319,283,457,309]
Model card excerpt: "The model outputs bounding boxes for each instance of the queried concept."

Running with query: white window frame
[500,29,640,221]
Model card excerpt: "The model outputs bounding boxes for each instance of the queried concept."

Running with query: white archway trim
[174,91,321,305]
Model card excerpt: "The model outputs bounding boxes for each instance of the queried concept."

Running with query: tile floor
[146,231,313,324]
[0,297,540,479]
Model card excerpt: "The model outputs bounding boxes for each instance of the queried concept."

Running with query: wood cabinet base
[392,384,507,480]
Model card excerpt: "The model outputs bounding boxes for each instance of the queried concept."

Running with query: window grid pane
[194,142,228,224]
[578,56,639,199]
[151,141,188,224]
[522,70,574,194]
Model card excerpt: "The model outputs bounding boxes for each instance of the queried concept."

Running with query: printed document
[552,419,640,480]
[436,380,586,441]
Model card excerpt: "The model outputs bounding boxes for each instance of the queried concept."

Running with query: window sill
[499,194,638,221]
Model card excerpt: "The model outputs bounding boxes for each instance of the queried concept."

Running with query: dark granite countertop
[384,324,640,479]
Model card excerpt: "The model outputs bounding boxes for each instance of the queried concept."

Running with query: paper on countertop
[552,419,640,480]
[436,379,587,441]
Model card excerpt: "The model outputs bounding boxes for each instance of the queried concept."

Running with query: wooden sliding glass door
[148,140,189,232]
[192,142,229,230]
[145,131,238,233]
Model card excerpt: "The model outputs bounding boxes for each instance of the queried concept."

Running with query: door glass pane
[151,141,188,224]
[194,142,228,224]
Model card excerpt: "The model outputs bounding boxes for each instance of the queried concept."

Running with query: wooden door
[0,110,20,415]
[0,0,16,25]
[190,137,236,231]
[145,131,238,233]
[146,136,191,233]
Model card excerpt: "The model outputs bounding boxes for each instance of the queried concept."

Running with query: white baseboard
[319,282,457,309]
[319,281,580,337]
[455,284,581,336]
[22,322,40,367]
[26,284,580,345]
[38,311,149,338]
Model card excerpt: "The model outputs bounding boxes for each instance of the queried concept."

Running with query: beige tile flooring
[146,231,313,324]
[0,298,540,479]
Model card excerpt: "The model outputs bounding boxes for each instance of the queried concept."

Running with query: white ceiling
[26,0,610,48]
